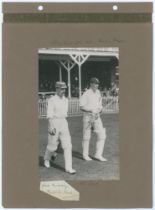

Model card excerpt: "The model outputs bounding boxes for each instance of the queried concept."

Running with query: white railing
[68,98,83,116]
[38,97,119,118]
[38,99,48,118]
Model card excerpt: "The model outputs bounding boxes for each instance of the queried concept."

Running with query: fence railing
[38,96,119,118]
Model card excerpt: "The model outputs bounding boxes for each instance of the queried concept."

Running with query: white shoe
[44,160,50,168]
[83,155,92,161]
[66,169,76,174]
[94,155,107,162]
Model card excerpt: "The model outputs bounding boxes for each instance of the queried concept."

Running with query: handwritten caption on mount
[40,180,80,201]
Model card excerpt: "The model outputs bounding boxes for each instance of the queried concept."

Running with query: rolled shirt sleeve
[79,92,87,108]
[47,97,54,119]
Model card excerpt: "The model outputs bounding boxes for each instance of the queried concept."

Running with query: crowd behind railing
[38,93,119,118]
[38,80,119,117]
[38,84,119,99]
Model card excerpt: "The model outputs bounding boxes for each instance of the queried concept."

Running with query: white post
[68,70,71,98]
[78,64,82,97]
[59,60,76,98]
[59,65,62,81]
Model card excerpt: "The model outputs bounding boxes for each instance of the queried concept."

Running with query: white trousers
[82,114,106,157]
[44,118,73,170]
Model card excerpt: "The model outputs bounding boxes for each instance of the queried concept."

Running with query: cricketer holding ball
[80,78,107,161]
[44,81,76,174]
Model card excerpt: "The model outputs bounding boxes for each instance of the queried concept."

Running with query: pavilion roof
[38,48,119,58]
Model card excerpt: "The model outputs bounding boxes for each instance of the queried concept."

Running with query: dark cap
[55,81,67,89]
[90,77,100,84]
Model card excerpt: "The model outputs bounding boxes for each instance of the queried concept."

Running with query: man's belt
[81,110,92,114]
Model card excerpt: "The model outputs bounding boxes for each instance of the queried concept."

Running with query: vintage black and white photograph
[38,48,119,180]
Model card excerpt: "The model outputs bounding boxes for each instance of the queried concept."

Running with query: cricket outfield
[39,114,119,181]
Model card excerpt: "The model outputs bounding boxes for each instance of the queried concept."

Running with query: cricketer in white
[44,81,76,174]
[80,78,107,162]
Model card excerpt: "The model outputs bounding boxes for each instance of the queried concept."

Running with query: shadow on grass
[72,150,83,160]
[39,156,65,172]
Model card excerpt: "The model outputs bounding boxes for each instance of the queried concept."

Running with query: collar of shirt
[88,88,100,95]
[55,94,66,100]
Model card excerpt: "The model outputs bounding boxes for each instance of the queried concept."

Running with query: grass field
[39,114,119,181]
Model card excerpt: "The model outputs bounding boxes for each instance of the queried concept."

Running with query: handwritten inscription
[40,181,80,201]
[49,38,124,46]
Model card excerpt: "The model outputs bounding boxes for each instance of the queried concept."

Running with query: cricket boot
[94,139,107,161]
[44,160,50,168]
[44,148,51,168]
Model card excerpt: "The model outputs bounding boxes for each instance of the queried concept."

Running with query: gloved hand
[92,108,101,114]
[48,127,56,136]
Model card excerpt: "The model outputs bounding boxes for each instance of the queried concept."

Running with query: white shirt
[47,95,68,119]
[80,88,102,112]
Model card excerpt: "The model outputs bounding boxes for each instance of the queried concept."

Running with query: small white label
[40,180,80,201]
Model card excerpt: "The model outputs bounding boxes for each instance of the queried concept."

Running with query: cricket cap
[55,81,67,89]
[90,77,100,84]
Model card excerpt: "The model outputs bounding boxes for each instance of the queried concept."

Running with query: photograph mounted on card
[2,2,152,208]
[38,47,119,181]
